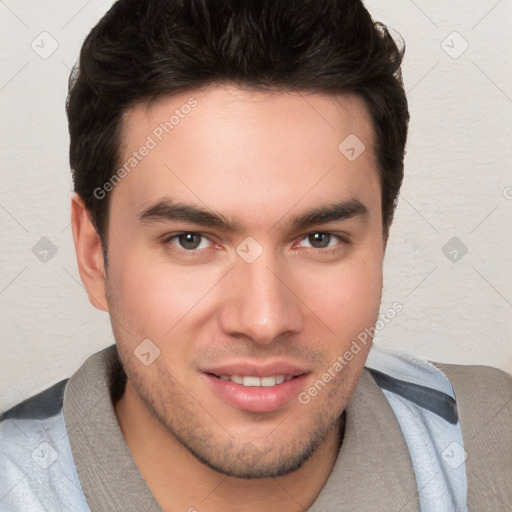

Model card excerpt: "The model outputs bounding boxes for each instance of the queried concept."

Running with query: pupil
[310,233,330,248]
[179,233,200,250]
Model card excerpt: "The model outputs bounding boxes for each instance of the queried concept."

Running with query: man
[1,0,510,510]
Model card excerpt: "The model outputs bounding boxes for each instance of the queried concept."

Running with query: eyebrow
[138,197,369,233]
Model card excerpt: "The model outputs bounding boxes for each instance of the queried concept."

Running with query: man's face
[104,84,384,478]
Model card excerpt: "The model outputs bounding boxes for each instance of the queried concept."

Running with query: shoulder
[0,378,68,422]
[433,360,512,389]
[432,361,512,508]
[0,379,90,511]
[431,361,512,431]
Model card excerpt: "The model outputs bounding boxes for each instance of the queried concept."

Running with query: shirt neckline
[63,344,420,511]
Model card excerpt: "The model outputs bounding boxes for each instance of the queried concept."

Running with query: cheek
[296,255,383,339]
[107,247,224,338]
[341,260,382,320]
[106,245,173,335]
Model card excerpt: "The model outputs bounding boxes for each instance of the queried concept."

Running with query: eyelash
[161,231,349,257]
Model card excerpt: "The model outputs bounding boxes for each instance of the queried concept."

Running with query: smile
[204,372,309,413]
[214,374,295,387]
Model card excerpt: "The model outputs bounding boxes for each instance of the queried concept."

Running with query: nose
[218,253,304,345]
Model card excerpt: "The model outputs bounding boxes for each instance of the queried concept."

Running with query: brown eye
[294,232,349,255]
[308,233,332,249]
[163,232,213,252]
[177,233,203,250]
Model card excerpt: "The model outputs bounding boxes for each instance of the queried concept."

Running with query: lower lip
[204,373,309,413]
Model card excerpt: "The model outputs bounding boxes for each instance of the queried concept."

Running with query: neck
[114,380,345,512]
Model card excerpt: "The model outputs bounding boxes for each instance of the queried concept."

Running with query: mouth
[202,365,310,413]
[207,372,304,387]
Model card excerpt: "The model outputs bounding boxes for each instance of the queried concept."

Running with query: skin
[71,83,387,511]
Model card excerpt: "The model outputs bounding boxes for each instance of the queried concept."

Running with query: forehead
[111,84,379,226]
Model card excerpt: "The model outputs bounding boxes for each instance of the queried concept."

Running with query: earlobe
[70,193,109,312]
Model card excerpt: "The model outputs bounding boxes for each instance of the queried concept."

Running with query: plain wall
[1,0,511,413]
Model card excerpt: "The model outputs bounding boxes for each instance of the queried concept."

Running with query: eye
[163,232,213,251]
[295,232,346,250]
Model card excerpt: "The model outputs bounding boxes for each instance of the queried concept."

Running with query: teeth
[243,376,261,387]
[218,375,291,387]
[260,376,276,387]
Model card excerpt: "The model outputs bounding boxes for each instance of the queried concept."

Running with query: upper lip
[202,361,310,378]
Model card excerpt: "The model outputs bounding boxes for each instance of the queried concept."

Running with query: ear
[71,193,109,312]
